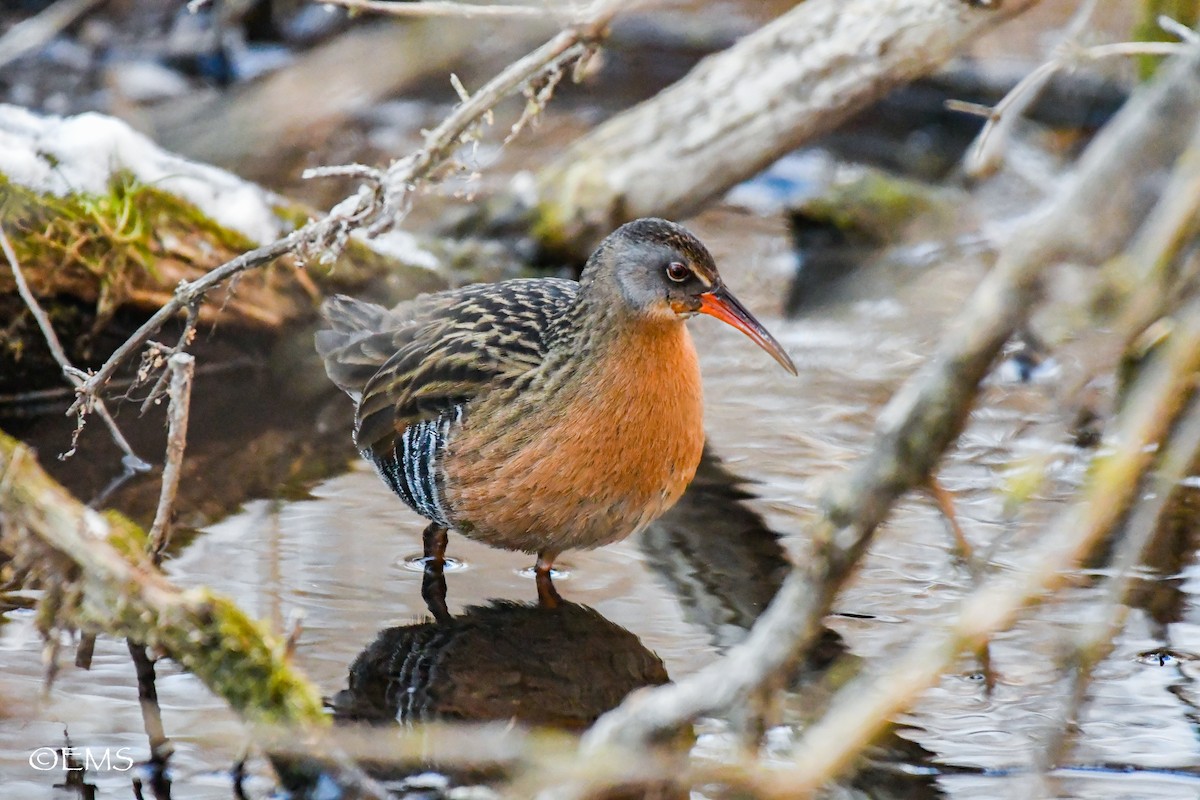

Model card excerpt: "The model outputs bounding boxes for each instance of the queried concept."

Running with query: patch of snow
[0,103,283,243]
[354,228,442,271]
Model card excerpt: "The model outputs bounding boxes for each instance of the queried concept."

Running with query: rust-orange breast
[442,321,705,554]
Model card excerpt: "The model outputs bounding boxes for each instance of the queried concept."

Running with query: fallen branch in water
[0,429,327,728]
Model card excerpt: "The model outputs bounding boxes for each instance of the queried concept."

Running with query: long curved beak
[699,287,798,375]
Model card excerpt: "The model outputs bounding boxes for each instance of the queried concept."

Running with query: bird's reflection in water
[641,446,844,673]
[331,598,674,797]
[333,600,668,729]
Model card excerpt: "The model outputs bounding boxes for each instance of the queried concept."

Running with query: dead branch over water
[63,0,618,420]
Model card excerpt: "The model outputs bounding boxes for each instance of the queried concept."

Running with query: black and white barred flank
[369,405,463,528]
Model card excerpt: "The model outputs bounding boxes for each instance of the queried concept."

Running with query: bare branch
[66,227,311,417]
[367,0,618,233]
[967,40,1190,177]
[1160,14,1200,44]
[147,353,195,562]
[772,295,1200,795]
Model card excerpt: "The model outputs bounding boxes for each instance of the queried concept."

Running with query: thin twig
[128,640,174,764]
[66,228,310,417]
[138,304,199,414]
[1161,15,1200,45]
[147,353,195,561]
[321,0,579,20]
[0,224,149,471]
[966,40,1190,177]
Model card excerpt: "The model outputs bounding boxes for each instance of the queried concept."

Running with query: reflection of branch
[1043,391,1200,772]
[66,1,618,417]
[0,224,148,472]
[586,39,1200,758]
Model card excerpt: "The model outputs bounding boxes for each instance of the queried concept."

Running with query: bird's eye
[666,262,690,282]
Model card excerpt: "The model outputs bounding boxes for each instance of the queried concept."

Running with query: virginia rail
[316,218,796,603]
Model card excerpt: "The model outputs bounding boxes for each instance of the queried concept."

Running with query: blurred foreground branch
[584,34,1200,771]
[0,430,326,728]
[777,297,1200,794]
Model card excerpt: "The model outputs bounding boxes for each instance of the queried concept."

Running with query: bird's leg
[421,524,451,623]
[422,523,448,566]
[535,550,561,609]
[925,477,974,563]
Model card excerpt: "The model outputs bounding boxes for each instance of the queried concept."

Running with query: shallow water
[4,190,1200,799]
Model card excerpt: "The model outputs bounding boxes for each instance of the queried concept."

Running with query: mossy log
[0,172,443,333]
[0,428,327,728]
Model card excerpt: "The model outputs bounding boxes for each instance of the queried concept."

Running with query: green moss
[794,170,944,243]
[530,199,573,257]
[0,172,256,324]
[99,509,151,560]
[181,592,326,726]
[1134,0,1200,79]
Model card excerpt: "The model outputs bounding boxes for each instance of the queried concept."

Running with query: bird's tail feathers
[316,295,396,400]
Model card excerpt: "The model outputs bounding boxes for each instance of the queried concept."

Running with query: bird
[315,217,796,605]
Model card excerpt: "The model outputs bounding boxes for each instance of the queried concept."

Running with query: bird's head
[585,217,797,375]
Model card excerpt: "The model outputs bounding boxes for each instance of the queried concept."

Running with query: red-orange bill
[699,288,797,375]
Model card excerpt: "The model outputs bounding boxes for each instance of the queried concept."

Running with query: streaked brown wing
[348,278,579,454]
